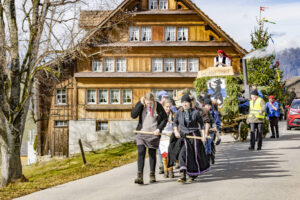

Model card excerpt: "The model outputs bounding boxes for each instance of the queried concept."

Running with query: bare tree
[0,0,133,187]
[0,0,88,187]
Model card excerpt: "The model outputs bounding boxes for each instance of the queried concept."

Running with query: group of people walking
[131,90,221,184]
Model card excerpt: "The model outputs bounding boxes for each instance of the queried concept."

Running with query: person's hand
[175,130,181,138]
[140,97,145,105]
[153,129,160,136]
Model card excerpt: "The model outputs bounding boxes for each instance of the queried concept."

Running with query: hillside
[277,48,300,80]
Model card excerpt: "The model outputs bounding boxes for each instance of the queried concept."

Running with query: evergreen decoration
[194,76,241,120]
[246,19,288,103]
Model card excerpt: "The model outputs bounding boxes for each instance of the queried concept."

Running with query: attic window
[210,35,216,41]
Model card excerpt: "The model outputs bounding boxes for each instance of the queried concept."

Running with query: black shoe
[248,146,254,151]
[257,147,262,150]
[187,176,197,183]
[270,136,275,138]
[177,170,186,183]
[211,155,215,165]
[216,138,221,145]
[276,135,279,138]
[207,154,211,164]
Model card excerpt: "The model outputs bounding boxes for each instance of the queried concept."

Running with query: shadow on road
[192,134,296,183]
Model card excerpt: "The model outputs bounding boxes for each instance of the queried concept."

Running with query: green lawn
[0,142,137,200]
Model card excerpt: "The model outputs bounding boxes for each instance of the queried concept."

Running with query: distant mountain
[277,48,300,80]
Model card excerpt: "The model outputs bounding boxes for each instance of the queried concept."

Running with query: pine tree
[246,19,286,102]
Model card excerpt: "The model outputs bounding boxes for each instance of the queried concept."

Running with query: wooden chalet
[36,0,247,156]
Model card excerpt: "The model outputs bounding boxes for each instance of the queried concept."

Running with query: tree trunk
[1,131,23,187]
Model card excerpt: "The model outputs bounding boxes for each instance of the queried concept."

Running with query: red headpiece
[217,50,231,60]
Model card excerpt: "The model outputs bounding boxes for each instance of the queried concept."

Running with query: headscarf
[217,49,231,60]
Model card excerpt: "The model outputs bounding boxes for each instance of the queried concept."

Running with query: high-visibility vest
[249,98,265,119]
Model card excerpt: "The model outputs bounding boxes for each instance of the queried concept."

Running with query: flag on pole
[260,6,268,11]
[263,18,276,24]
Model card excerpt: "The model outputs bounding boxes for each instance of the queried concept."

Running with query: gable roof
[80,0,247,55]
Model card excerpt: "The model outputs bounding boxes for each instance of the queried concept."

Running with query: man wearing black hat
[172,94,210,183]
[247,90,266,151]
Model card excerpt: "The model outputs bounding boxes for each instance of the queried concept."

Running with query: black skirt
[168,132,210,176]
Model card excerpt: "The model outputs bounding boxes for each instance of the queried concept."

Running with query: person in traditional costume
[214,50,231,67]
[131,93,168,184]
[159,98,175,178]
[203,99,219,164]
[172,94,210,183]
[157,90,170,174]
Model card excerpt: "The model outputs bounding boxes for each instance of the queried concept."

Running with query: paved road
[16,122,300,200]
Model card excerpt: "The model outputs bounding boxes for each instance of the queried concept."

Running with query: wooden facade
[37,0,247,156]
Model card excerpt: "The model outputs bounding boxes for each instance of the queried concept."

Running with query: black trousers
[137,145,156,173]
[250,123,263,148]
[269,117,279,137]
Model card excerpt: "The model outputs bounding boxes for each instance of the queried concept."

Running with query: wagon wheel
[239,121,248,142]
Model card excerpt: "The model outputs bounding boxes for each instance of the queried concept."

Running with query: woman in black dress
[173,94,210,183]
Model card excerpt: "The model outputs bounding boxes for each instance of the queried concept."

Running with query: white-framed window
[116,58,126,72]
[141,27,152,42]
[87,90,97,104]
[122,89,132,104]
[56,89,67,105]
[176,58,187,72]
[165,26,176,42]
[164,58,175,72]
[188,58,199,72]
[149,0,158,9]
[159,0,168,9]
[110,89,120,104]
[98,90,108,104]
[54,121,68,127]
[104,58,114,72]
[92,60,102,72]
[96,121,108,132]
[152,58,163,72]
[177,27,188,41]
[129,26,139,42]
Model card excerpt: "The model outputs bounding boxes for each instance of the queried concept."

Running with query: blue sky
[194,0,300,52]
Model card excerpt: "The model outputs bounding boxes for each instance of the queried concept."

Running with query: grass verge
[0,142,137,200]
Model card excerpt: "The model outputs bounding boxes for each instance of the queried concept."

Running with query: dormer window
[177,27,188,41]
[141,27,152,42]
[165,26,176,42]
[159,0,168,10]
[129,26,139,42]
[149,0,158,10]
